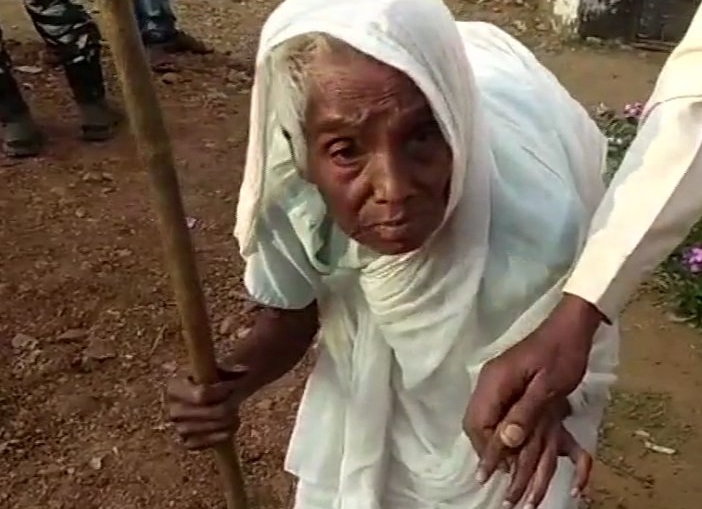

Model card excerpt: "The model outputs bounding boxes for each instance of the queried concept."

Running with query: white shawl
[235,1,619,508]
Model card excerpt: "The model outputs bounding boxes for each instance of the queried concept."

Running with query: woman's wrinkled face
[303,46,452,255]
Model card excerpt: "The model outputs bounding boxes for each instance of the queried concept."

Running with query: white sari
[234,1,619,508]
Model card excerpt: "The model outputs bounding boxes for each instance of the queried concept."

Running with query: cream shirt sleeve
[563,7,702,319]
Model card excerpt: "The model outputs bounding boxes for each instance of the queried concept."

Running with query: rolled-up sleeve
[564,97,702,319]
[563,8,702,319]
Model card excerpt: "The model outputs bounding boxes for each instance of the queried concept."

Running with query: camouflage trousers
[1,0,105,122]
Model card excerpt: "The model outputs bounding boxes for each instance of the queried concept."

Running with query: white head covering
[234,1,618,507]
[235,0,488,257]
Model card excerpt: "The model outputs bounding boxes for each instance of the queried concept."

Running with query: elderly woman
[166,0,619,508]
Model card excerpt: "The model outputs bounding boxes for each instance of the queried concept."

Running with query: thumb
[498,374,553,448]
[215,365,250,396]
[185,365,250,404]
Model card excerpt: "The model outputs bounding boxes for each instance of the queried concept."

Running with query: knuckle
[211,404,230,422]
[482,357,503,376]
[165,381,182,400]
[184,439,204,451]
[168,403,185,420]
[192,385,209,405]
[505,482,527,504]
[174,423,190,437]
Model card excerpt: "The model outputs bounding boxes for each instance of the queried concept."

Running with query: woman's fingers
[183,431,233,450]
[523,437,558,509]
[559,428,593,497]
[503,429,544,507]
[477,374,558,484]
[167,376,244,406]
[169,399,234,422]
[166,374,245,451]
[174,418,233,438]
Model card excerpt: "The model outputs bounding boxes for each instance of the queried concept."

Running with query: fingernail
[571,488,580,498]
[524,504,534,509]
[476,469,487,484]
[500,424,525,447]
[501,502,513,509]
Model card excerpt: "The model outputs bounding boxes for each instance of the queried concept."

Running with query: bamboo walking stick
[97,2,248,508]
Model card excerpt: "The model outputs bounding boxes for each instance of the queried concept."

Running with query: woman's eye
[411,122,441,144]
[328,140,360,165]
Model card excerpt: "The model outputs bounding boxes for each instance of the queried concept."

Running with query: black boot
[3,112,44,158]
[77,100,122,142]
[1,66,43,158]
[63,56,121,141]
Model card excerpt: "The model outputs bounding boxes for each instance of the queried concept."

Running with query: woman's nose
[370,152,414,204]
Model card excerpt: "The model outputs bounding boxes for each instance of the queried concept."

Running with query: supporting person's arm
[466,6,702,478]
[565,97,702,319]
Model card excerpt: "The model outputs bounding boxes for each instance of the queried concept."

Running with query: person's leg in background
[0,25,44,157]
[23,0,120,142]
[133,0,211,54]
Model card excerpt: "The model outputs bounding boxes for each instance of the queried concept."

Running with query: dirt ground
[1,1,699,508]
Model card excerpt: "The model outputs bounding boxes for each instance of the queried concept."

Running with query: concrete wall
[540,0,636,38]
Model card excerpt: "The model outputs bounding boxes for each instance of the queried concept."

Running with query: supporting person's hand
[464,294,604,482]
[167,366,249,450]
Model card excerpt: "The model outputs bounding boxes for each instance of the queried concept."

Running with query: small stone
[11,333,37,350]
[56,329,88,343]
[15,65,43,74]
[161,72,179,85]
[81,172,101,182]
[256,399,273,412]
[206,91,227,100]
[219,316,235,335]
[89,455,103,470]
[666,311,689,323]
[161,361,178,373]
[83,337,116,361]
[512,20,527,32]
[236,326,251,339]
[75,207,87,218]
[644,441,676,455]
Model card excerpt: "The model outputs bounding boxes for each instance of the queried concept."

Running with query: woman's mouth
[373,220,413,240]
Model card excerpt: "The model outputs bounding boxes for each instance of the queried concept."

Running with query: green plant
[594,102,702,325]
[593,102,640,183]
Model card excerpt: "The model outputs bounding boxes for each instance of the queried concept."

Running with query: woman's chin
[366,235,427,256]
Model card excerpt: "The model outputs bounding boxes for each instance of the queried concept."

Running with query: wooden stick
[96,2,248,508]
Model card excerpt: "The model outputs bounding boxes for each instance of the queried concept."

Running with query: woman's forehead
[305,48,433,131]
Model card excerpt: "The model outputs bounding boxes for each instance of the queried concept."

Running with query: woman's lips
[371,217,410,227]
[373,221,413,240]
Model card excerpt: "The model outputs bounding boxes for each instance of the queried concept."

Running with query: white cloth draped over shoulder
[234,1,619,508]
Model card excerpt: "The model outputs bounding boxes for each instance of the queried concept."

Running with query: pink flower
[623,102,644,120]
[684,246,702,273]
